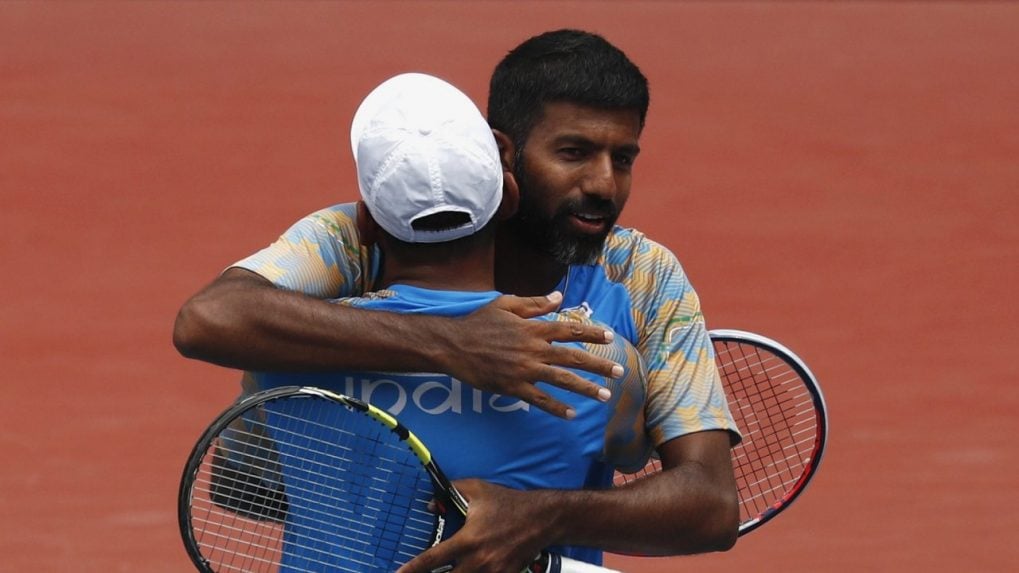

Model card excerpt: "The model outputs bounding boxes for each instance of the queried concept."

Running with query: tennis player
[175,29,741,565]
[255,72,652,570]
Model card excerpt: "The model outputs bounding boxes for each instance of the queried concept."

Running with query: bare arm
[173,268,621,418]
[543,430,738,555]
[397,430,738,573]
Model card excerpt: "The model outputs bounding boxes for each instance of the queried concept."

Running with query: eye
[613,153,636,170]
[558,147,584,160]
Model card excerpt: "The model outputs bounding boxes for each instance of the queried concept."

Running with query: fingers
[517,366,621,419]
[454,292,627,418]
[517,384,579,420]
[545,343,622,379]
[492,291,563,319]
[543,315,615,347]
[489,292,614,345]
[400,480,534,573]
[396,540,459,573]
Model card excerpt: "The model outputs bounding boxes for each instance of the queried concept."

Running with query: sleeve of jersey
[599,337,655,473]
[555,310,654,473]
[229,204,374,298]
[623,238,742,447]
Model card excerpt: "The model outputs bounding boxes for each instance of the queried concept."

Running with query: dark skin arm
[396,430,739,573]
[172,268,621,418]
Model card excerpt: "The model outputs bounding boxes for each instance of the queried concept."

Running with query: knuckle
[529,392,551,406]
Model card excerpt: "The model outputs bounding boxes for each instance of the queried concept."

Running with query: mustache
[557,197,619,220]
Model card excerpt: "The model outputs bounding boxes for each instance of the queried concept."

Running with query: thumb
[450,478,484,500]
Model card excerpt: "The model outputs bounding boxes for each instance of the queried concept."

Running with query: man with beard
[252,71,653,572]
[175,29,741,566]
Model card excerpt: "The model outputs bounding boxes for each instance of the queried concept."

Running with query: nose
[580,153,617,201]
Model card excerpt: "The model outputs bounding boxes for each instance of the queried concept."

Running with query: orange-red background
[2,2,1016,571]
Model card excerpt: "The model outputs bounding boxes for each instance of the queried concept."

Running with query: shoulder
[255,202,362,251]
[283,202,371,271]
[599,225,685,281]
[300,202,360,237]
[597,225,693,311]
[231,201,379,297]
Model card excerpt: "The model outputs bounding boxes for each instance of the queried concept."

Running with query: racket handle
[432,551,623,573]
[537,552,623,573]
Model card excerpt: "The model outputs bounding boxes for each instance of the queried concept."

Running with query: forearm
[174,268,618,417]
[542,462,737,555]
[173,268,452,373]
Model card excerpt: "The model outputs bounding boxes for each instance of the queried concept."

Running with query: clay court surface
[2,2,1017,571]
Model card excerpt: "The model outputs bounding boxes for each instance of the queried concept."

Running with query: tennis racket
[179,385,621,573]
[614,329,828,536]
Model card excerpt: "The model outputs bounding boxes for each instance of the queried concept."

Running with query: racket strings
[717,342,818,522]
[612,338,823,533]
[190,437,289,572]
[186,395,440,572]
[194,427,427,570]
[201,417,413,511]
[191,436,425,558]
[271,399,434,566]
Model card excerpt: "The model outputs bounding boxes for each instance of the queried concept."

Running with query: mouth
[567,211,611,235]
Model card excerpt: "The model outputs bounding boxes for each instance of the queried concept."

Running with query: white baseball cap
[350,73,503,243]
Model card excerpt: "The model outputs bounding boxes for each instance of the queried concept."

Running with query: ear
[497,167,519,221]
[492,129,515,172]
[356,201,380,246]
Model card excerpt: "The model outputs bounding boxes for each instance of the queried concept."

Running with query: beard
[507,160,619,266]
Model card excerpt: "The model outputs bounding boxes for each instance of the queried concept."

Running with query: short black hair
[380,210,498,253]
[410,211,472,233]
[487,29,650,150]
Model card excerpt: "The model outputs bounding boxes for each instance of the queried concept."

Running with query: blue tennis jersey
[252,284,652,566]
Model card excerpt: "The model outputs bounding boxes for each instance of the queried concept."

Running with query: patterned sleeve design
[601,228,741,447]
[230,203,380,298]
[553,310,654,473]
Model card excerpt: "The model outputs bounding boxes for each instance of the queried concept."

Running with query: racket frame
[178,385,465,572]
[708,328,829,535]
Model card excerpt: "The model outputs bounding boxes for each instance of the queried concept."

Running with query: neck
[381,263,495,291]
[494,228,568,296]
[377,241,497,292]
